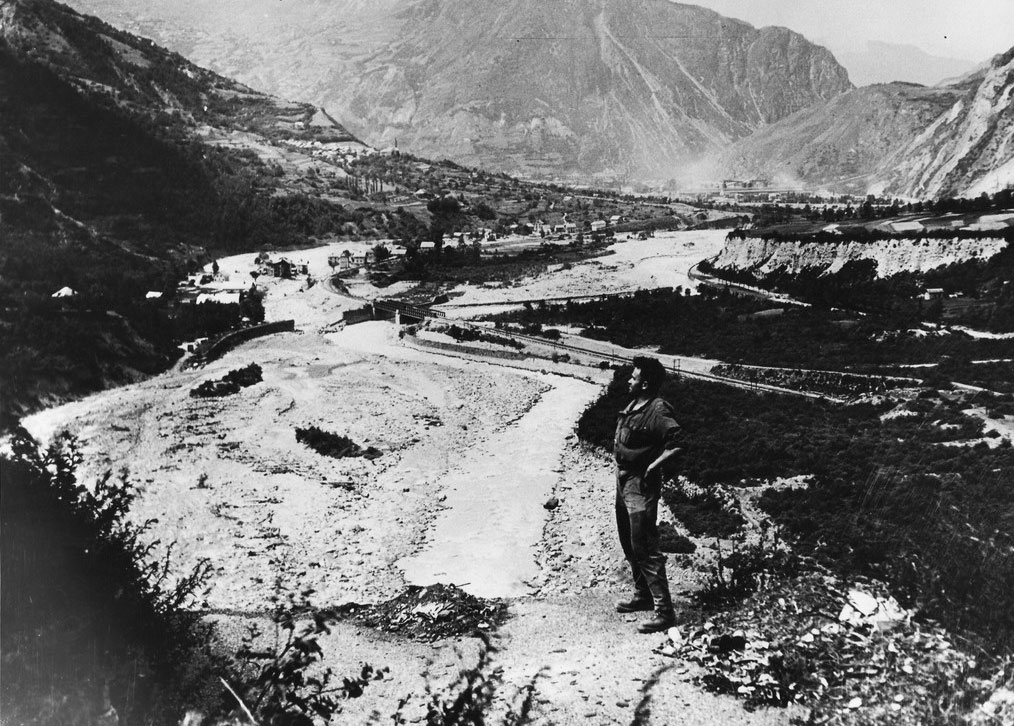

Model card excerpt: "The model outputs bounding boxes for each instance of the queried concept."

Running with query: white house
[196,291,242,305]
[51,286,77,298]
[591,220,607,232]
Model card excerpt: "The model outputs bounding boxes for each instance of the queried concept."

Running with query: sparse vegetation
[229,590,386,726]
[295,426,382,460]
[408,633,537,726]
[495,287,1014,385]
[1,431,222,725]
[434,324,525,350]
[190,363,263,397]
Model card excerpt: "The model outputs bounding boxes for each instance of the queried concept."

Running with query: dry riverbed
[20,231,805,724]
[22,317,799,725]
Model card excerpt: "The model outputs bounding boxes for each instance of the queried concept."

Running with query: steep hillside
[0,0,371,428]
[710,235,1009,278]
[61,0,853,183]
[881,48,1014,199]
[721,48,1014,198]
[719,82,967,192]
[0,0,367,252]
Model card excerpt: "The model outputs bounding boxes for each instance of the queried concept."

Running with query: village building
[269,259,294,278]
[196,291,242,305]
[352,251,374,267]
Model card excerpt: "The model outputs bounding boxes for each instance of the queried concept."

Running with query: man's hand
[646,447,680,476]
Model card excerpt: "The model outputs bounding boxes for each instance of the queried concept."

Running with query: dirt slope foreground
[21,311,803,725]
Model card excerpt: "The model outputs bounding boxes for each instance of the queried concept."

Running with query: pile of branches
[336,584,508,641]
[295,426,382,460]
[190,363,262,398]
[711,363,917,399]
[668,572,1001,723]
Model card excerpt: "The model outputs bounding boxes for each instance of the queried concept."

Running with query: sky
[685,0,1014,62]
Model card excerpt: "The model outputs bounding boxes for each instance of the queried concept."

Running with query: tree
[473,201,497,220]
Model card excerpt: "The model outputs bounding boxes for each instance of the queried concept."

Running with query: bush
[230,590,385,725]
[1,430,221,725]
[695,526,802,609]
[662,480,745,538]
[190,363,263,397]
[295,426,382,460]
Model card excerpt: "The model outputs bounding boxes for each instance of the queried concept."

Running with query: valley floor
[19,230,806,723]
[22,316,800,725]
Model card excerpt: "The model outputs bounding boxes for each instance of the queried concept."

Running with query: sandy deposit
[20,232,799,725]
[437,230,729,316]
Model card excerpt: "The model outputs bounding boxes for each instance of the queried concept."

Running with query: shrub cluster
[439,324,525,350]
[295,425,382,460]
[1,431,221,725]
[662,480,746,539]
[190,363,263,398]
[491,287,1014,373]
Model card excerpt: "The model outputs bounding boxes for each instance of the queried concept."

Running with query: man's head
[629,356,667,397]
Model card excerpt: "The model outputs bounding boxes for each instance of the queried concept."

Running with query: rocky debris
[971,687,1014,726]
[663,573,997,722]
[711,363,915,399]
[190,363,263,398]
[335,584,508,641]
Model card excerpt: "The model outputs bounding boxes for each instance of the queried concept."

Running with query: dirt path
[399,374,601,598]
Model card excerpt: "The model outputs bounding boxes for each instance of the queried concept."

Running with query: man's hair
[631,356,667,394]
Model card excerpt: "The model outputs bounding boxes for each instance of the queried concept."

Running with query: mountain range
[60,0,853,185]
[9,0,1014,200]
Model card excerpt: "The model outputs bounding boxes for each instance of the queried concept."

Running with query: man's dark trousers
[616,470,673,614]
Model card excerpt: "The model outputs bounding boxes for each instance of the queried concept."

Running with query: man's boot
[617,561,653,612]
[638,556,676,633]
[615,594,653,613]
[637,609,676,633]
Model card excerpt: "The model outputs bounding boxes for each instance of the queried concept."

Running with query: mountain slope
[61,0,853,183]
[881,48,1014,199]
[0,0,365,252]
[718,82,966,192]
[0,0,370,427]
[721,49,1014,198]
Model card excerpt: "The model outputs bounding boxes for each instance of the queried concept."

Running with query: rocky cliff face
[879,49,1014,199]
[711,236,1009,278]
[61,0,853,182]
[722,48,1014,199]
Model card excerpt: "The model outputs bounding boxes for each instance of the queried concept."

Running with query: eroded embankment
[711,236,1008,277]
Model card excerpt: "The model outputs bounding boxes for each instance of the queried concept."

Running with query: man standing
[614,356,680,634]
